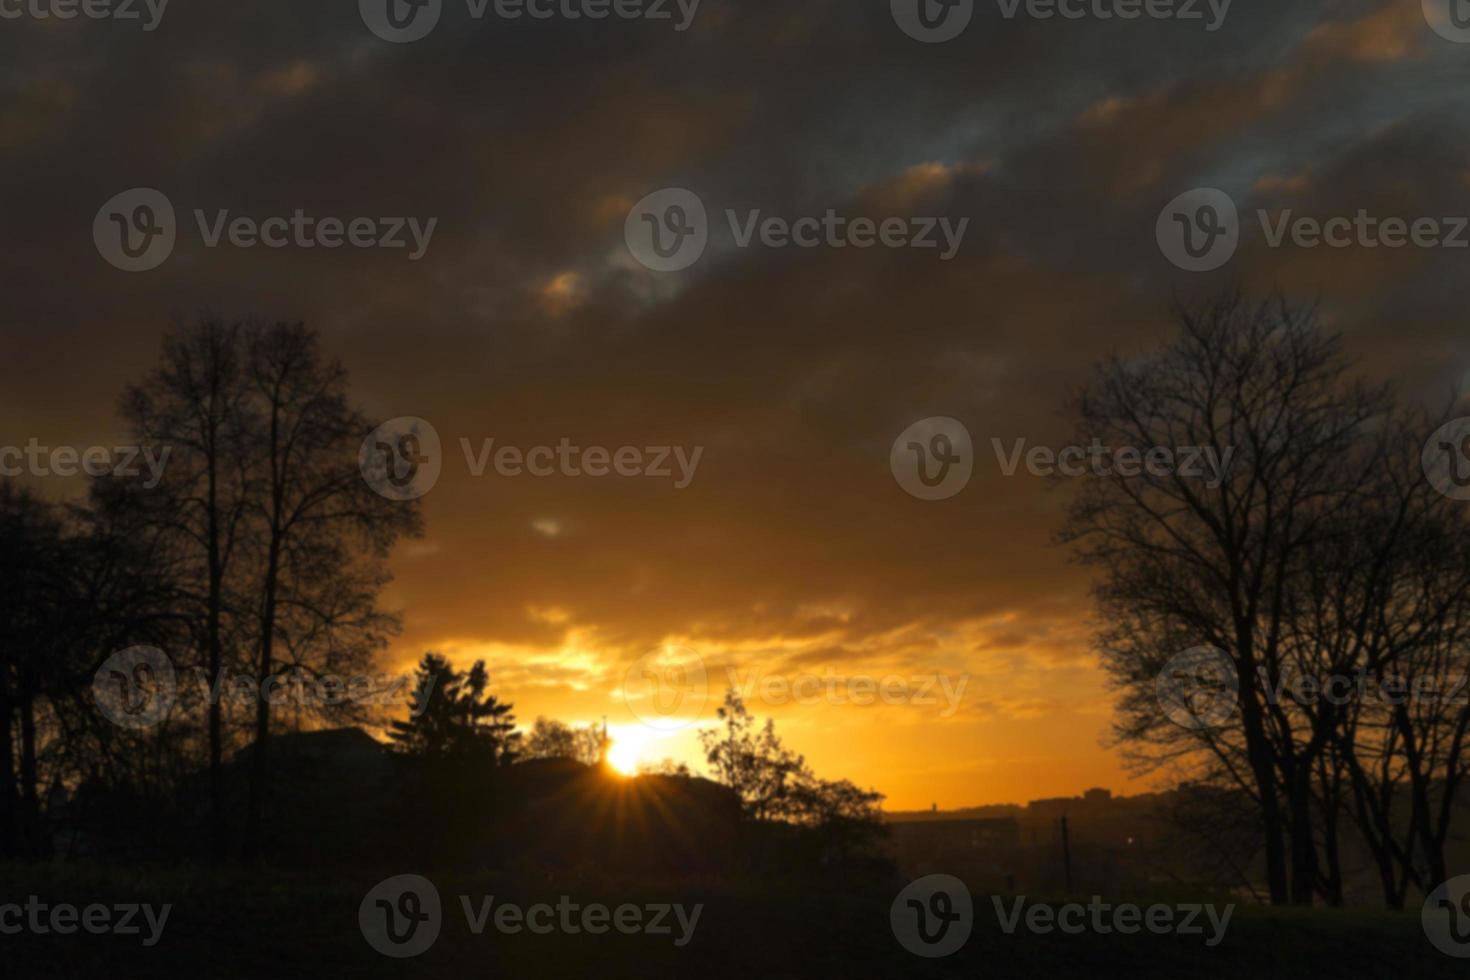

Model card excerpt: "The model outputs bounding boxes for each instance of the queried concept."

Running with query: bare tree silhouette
[1061,290,1470,907]
[239,319,421,862]
[121,315,254,861]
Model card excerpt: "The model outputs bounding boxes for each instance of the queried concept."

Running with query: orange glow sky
[3,0,1468,810]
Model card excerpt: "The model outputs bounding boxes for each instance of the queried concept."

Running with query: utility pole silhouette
[1060,814,1074,894]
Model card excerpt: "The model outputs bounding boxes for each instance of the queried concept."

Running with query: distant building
[1026,796,1075,821]
[885,816,1019,887]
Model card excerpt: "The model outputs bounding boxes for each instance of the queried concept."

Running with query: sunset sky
[3,0,1469,809]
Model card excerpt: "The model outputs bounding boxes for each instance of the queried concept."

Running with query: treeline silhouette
[0,317,416,864]
[0,316,886,881]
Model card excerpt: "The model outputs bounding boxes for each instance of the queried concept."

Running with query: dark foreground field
[0,865,1459,979]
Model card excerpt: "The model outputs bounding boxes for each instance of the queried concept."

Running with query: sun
[605,726,652,777]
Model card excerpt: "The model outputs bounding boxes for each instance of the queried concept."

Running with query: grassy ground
[0,864,1460,979]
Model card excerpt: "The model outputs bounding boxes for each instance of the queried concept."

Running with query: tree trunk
[0,680,17,860]
[1287,771,1317,905]
[1320,798,1343,907]
[207,508,225,863]
[1397,707,1449,891]
[19,690,40,858]
[1417,785,1449,891]
[242,533,280,864]
[1240,688,1289,903]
